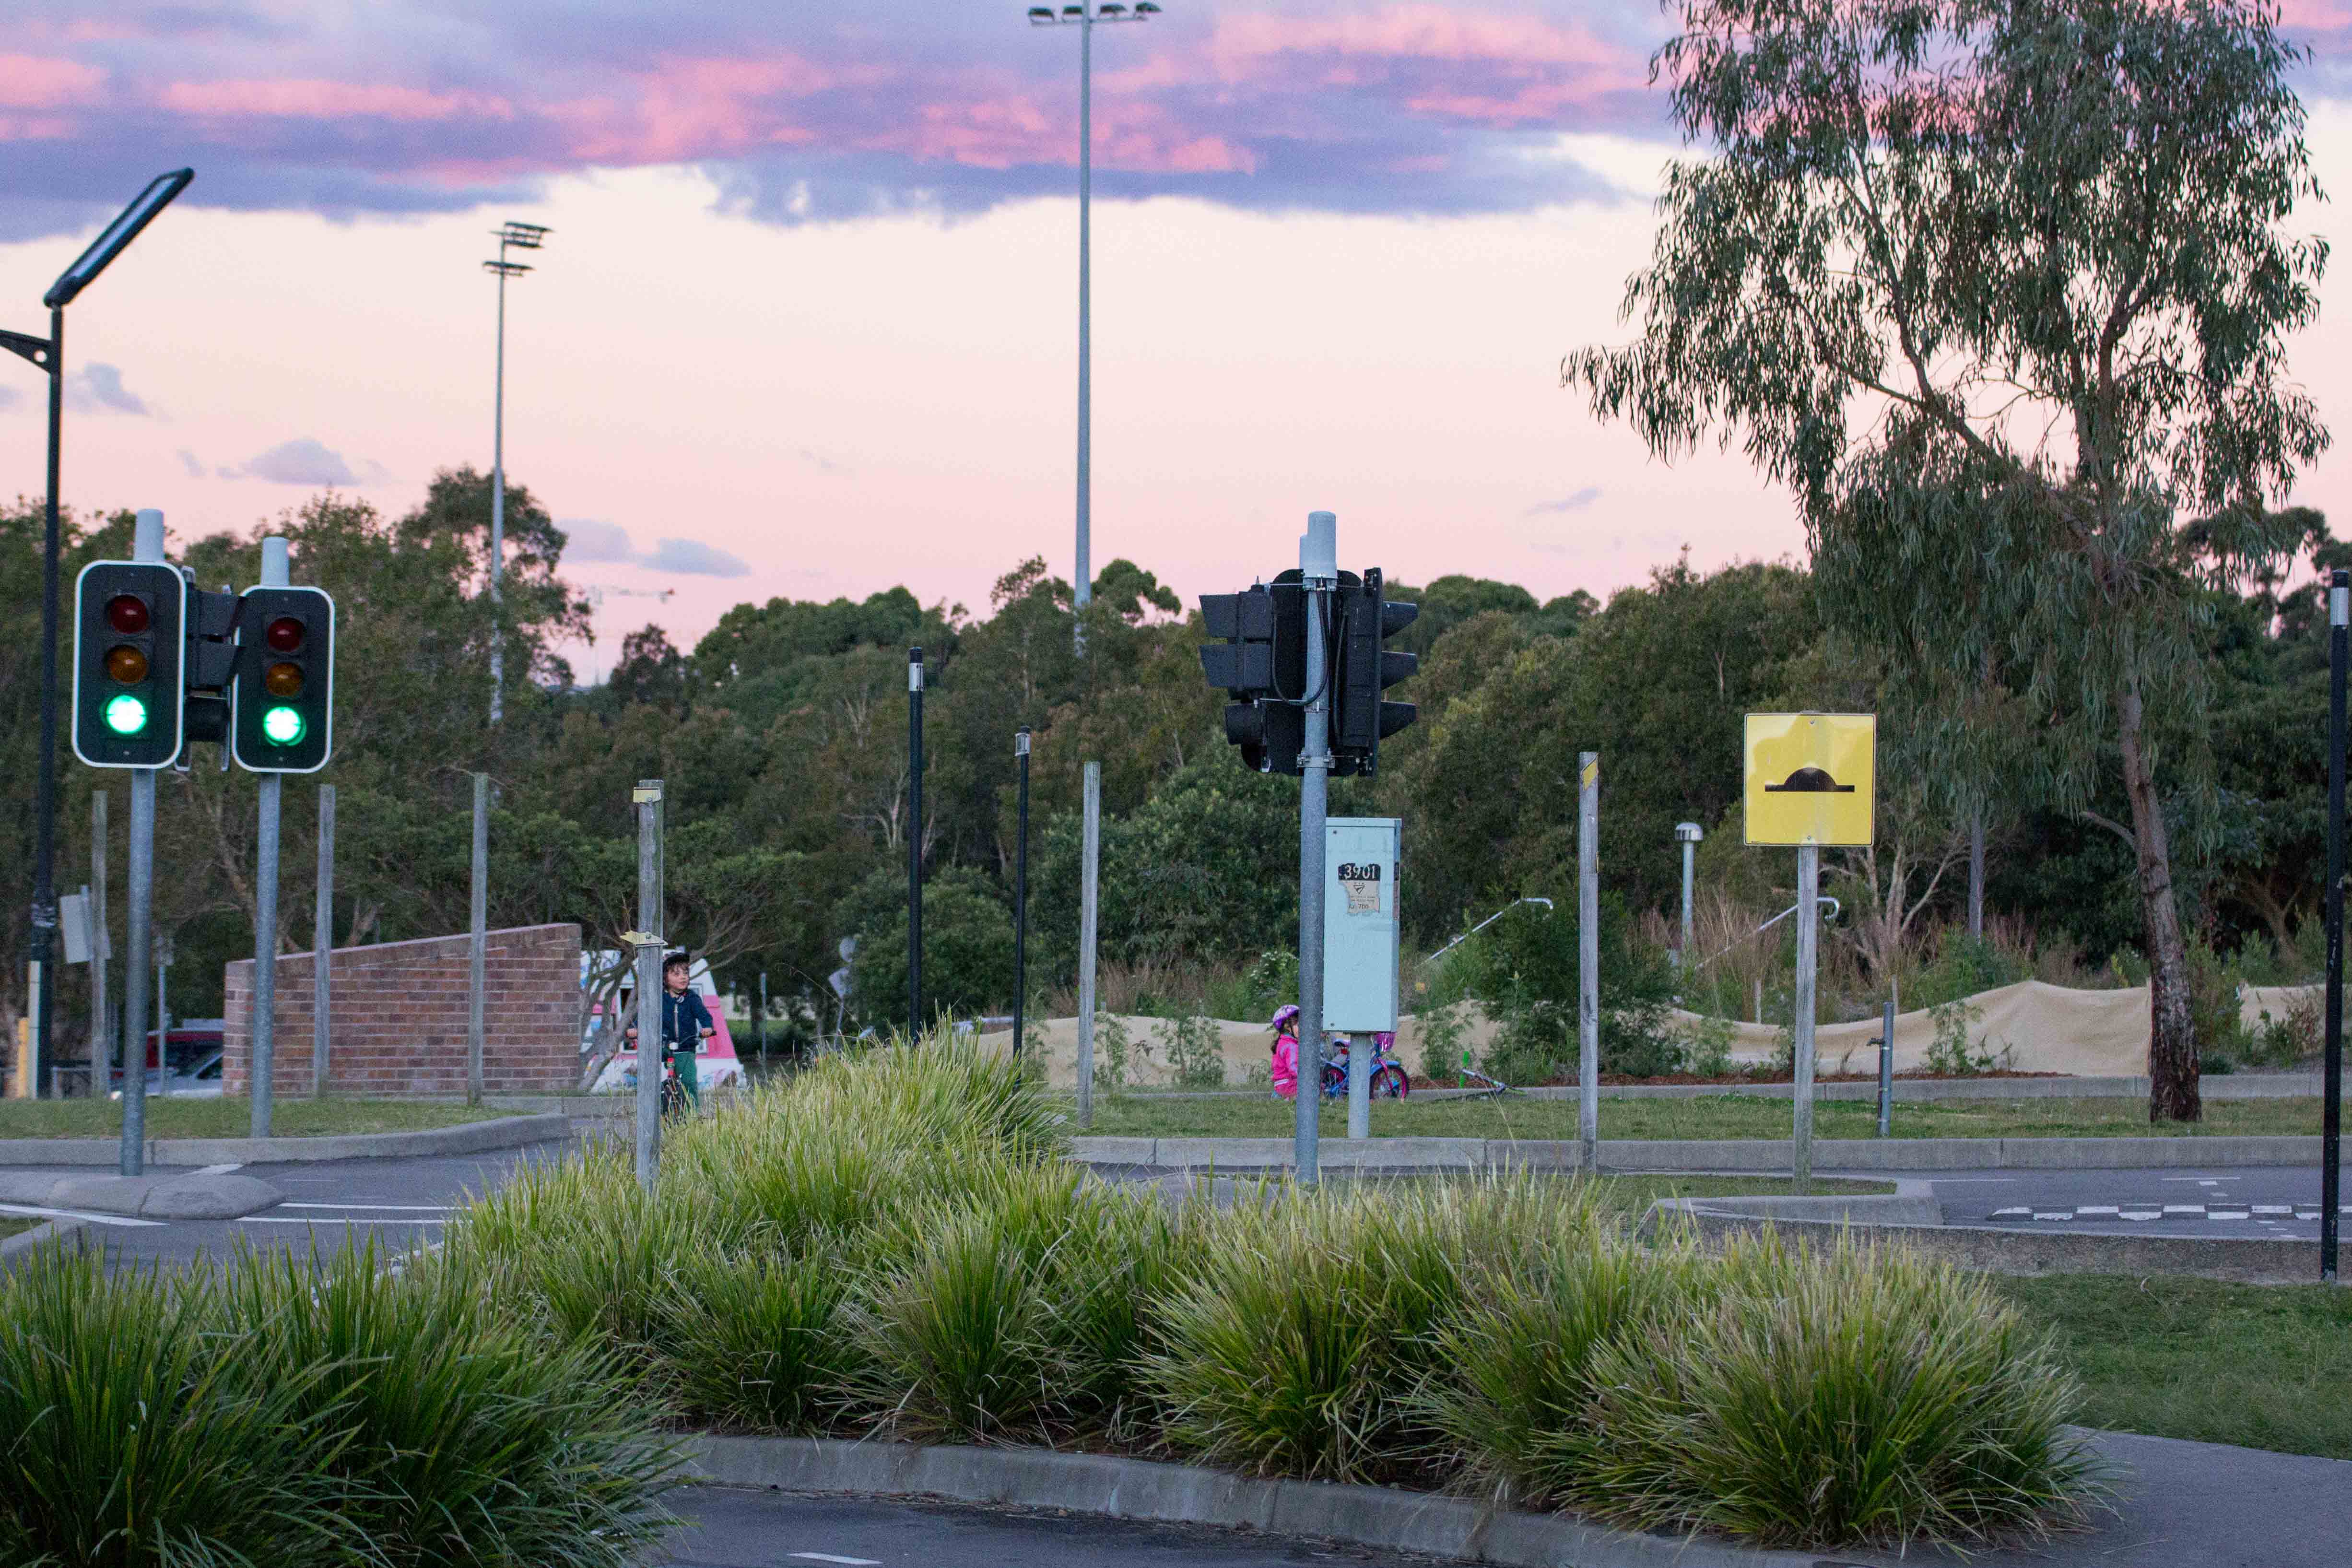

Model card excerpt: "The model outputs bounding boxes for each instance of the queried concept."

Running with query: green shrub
[840,866,1017,1029]
[1924,998,2010,1076]
[659,1245,862,1435]
[0,1250,343,1568]
[2245,989,2321,1069]
[1573,1234,2097,1549]
[1154,1012,1226,1087]
[228,1244,676,1568]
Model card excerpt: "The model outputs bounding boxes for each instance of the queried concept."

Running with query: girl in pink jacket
[1269,1004,1302,1098]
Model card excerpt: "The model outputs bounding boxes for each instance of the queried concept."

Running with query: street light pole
[3,168,191,1099]
[1026,3,1161,647]
[482,221,548,725]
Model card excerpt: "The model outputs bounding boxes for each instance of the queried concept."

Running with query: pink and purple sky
[4,1,2350,673]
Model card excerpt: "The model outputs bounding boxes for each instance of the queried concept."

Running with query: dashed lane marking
[0,1201,163,1228]
[280,1202,453,1211]
[237,1216,445,1225]
[789,1556,883,1565]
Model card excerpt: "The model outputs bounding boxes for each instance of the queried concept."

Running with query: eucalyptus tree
[1566,0,2327,1120]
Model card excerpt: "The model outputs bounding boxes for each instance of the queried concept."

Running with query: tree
[1565,0,2327,1121]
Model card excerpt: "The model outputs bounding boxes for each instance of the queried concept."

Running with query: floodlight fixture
[44,169,195,309]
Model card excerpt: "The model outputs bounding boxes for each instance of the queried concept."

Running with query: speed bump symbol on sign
[1744,713,1875,847]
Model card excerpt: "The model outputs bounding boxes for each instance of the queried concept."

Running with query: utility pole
[907,648,925,1033]
[1077,761,1101,1125]
[467,772,489,1105]
[1295,511,1336,1187]
[248,535,289,1140]
[312,785,334,1096]
[1013,727,1032,1059]
[1579,754,1600,1174]
[118,510,166,1175]
[633,779,663,1189]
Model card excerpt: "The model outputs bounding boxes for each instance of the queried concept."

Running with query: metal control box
[1323,816,1400,1032]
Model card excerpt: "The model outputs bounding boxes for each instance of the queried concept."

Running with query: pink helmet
[1374,1031,1395,1049]
[1271,1004,1300,1031]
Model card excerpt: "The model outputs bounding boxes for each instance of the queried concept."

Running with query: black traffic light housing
[231,586,335,773]
[72,561,186,768]
[1331,567,1419,777]
[1200,580,1314,775]
[181,584,239,748]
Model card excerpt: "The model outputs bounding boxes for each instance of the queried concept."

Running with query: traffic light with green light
[72,561,186,768]
[231,585,334,773]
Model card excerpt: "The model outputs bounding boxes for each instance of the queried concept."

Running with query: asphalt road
[1898,1163,2350,1240]
[0,1142,565,1269]
[657,1427,2352,1568]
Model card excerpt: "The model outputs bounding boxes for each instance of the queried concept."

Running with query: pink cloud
[550,54,835,163]
[0,52,104,109]
[158,78,515,121]
[1210,5,1627,76]
[2280,0,2352,26]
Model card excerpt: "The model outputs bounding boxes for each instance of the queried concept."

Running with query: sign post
[1744,713,1875,1195]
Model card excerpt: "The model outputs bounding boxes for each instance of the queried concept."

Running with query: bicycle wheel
[659,1075,687,1118]
[1371,1064,1409,1099]
[1319,1062,1347,1099]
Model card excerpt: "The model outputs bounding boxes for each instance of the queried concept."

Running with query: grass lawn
[0,1099,516,1140]
[1076,1092,2324,1142]
[1995,1273,2352,1461]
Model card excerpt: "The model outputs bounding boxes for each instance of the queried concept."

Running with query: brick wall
[224,923,582,1098]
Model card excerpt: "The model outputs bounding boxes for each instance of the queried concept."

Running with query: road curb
[1069,1132,2352,1174]
[1649,1204,2331,1285]
[0,1112,571,1168]
[682,1434,1816,1568]
[0,1216,87,1261]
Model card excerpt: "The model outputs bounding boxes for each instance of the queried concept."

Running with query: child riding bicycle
[624,951,715,1108]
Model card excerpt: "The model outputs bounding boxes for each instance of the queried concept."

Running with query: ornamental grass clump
[1571,1234,2100,1549]
[659,1243,863,1435]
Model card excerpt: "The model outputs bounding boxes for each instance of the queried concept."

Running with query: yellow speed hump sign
[1744,713,1875,847]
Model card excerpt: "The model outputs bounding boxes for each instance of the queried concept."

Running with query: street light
[1026,1,1160,647]
[1,167,193,1101]
[482,219,550,724]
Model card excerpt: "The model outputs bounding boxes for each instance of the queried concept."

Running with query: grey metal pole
[1967,810,1986,940]
[1680,836,1697,964]
[155,941,168,1096]
[312,785,334,1096]
[758,971,768,1074]
[1013,727,1031,1060]
[30,306,64,1103]
[489,254,507,725]
[118,508,165,1171]
[121,770,153,1174]
[2322,570,2345,1282]
[1579,755,1600,1172]
[1296,511,1337,1187]
[1792,843,1820,1193]
[91,790,108,1096]
[1073,8,1092,633]
[467,772,489,1105]
[1077,761,1101,1127]
[1877,986,1896,1139]
[250,534,289,1139]
[635,779,663,1189]
[908,648,925,1033]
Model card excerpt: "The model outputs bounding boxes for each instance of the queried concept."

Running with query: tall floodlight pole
[482,220,549,724]
[3,169,192,1100]
[1026,3,1161,648]
[2323,567,2346,1284]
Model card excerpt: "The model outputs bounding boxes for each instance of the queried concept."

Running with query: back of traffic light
[71,561,186,768]
[1201,566,1412,776]
[231,586,334,773]
[1330,567,1418,778]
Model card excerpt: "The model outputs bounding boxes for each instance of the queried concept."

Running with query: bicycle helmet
[1373,1031,1395,1049]
[1270,1004,1300,1032]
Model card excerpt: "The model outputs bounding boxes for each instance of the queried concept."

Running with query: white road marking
[0,1201,163,1229]
[2252,1206,2294,1215]
[789,1555,882,1566]
[237,1215,445,1225]
[2077,1205,2120,1215]
[188,1163,243,1177]
[2210,1211,2250,1221]
[1992,1207,2033,1218]
[2162,1204,2205,1215]
[280,1202,453,1212]
[2120,1212,2161,1222]
[2032,1212,2072,1221]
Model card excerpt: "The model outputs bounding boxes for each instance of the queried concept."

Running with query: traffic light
[1200,582,1310,774]
[1331,567,1418,777]
[72,561,185,768]
[231,586,334,773]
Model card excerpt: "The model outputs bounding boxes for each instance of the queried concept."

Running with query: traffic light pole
[117,509,165,1174]
[29,307,63,1101]
[1013,727,1031,1061]
[1295,511,1337,1187]
[247,537,292,1138]
[2323,568,2345,1284]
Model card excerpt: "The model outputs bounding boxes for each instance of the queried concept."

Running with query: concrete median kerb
[0,1171,285,1221]
[1069,1132,2352,1175]
[0,1216,86,1260]
[0,1112,570,1170]
[683,1434,1820,1568]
